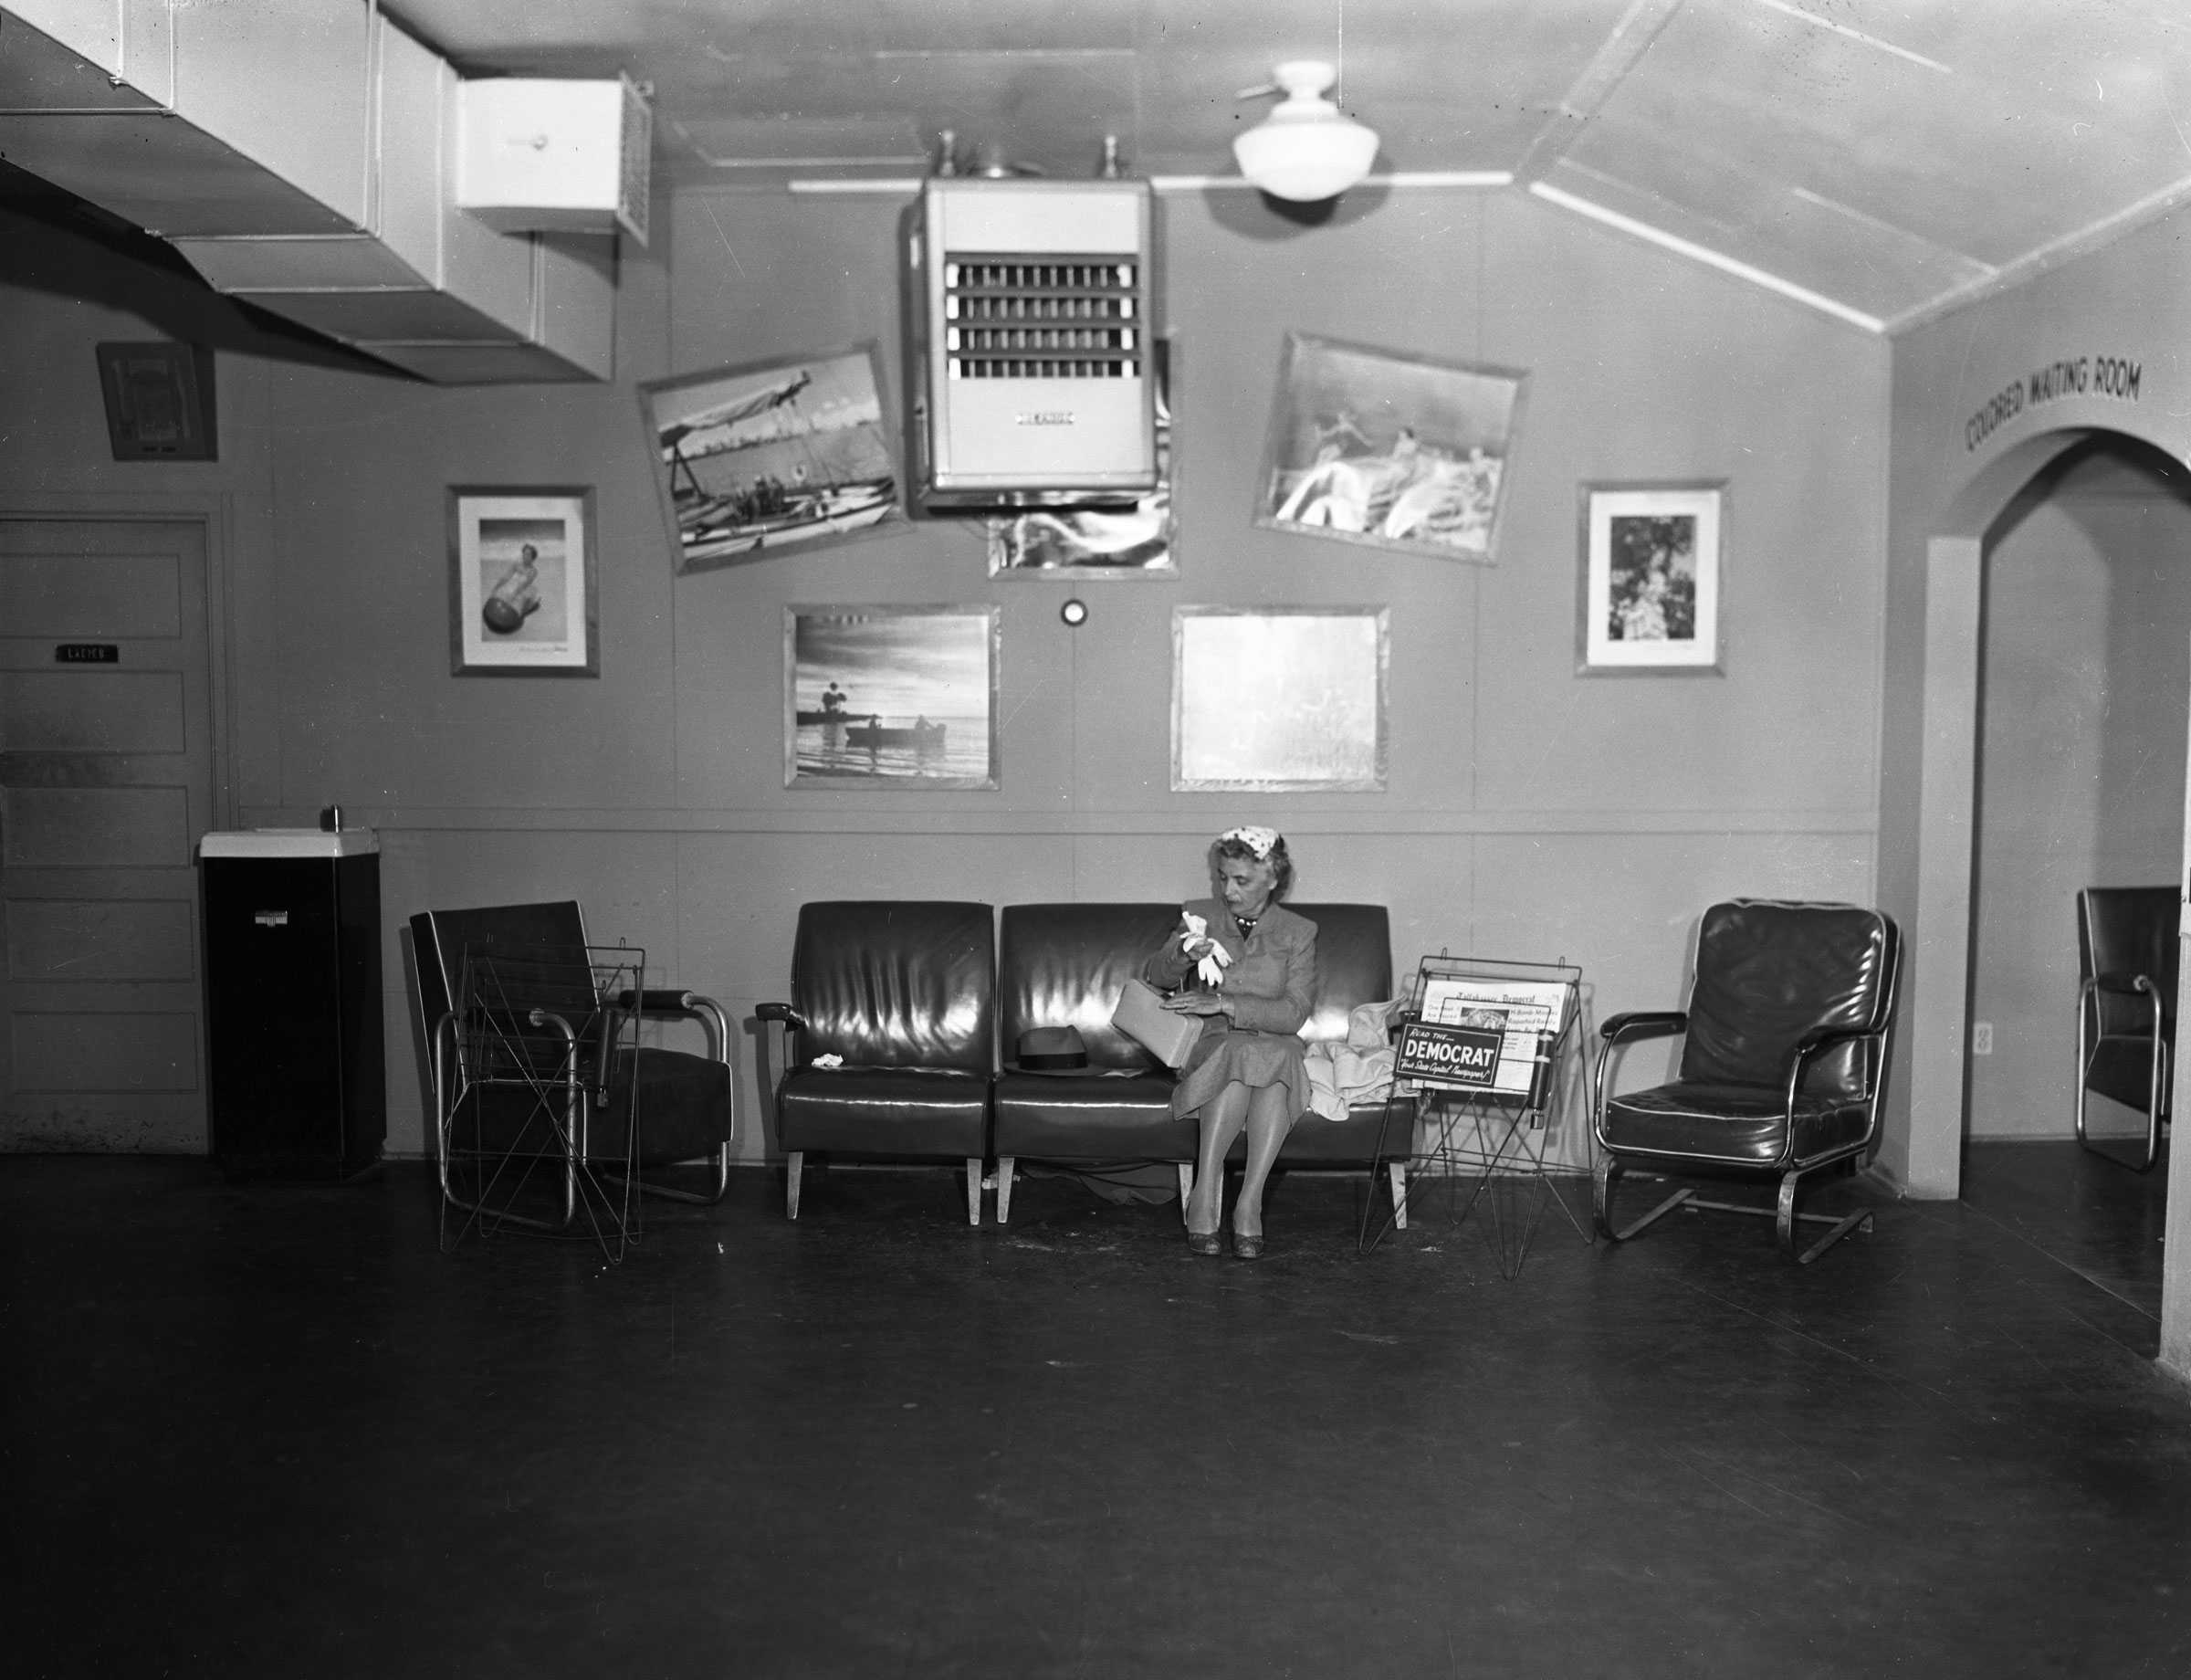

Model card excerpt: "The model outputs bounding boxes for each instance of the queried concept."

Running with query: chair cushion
[609,1047,731,1163]
[1680,900,1895,1102]
[1602,1081,1871,1164]
[791,901,994,1074]
[2085,1034,2165,1113]
[777,1066,989,1156]
[445,1045,728,1166]
[992,1070,1190,1158]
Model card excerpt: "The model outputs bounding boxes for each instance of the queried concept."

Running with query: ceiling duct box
[907,178,1156,511]
[458,75,651,247]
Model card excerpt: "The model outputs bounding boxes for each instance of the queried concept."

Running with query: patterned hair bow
[1218,824,1280,859]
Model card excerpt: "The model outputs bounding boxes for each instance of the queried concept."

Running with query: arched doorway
[1905,423,2191,1377]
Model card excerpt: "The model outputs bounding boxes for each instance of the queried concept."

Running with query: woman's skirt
[1170,1023,1309,1121]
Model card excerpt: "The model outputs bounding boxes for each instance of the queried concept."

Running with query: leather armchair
[1591,899,1901,1265]
[410,901,734,1241]
[758,900,995,1223]
[2076,886,2176,1172]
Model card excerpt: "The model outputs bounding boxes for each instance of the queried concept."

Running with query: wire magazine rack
[1358,952,1589,1277]
[431,939,649,1262]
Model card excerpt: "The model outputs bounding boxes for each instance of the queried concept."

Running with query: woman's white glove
[1180,910,1233,989]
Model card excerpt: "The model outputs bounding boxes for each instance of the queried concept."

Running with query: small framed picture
[1172,606,1389,792]
[1578,483,1725,675]
[785,605,1000,789]
[448,488,598,677]
[639,342,903,573]
[1254,331,1526,563]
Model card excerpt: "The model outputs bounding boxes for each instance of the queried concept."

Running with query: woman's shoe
[1230,1227,1264,1260]
[1186,1226,1223,1257]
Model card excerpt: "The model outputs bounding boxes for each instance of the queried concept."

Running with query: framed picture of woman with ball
[448,486,599,676]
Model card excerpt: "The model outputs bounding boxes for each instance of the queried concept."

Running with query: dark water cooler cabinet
[199,830,385,1178]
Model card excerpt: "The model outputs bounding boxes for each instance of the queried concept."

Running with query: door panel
[0,519,214,1151]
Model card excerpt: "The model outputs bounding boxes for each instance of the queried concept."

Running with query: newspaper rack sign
[1394,1021,1504,1088]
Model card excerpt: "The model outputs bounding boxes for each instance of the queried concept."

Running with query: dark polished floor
[5,1141,2187,1679]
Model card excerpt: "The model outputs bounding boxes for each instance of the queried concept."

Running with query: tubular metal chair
[411,902,734,1252]
[757,900,995,1223]
[2075,886,2176,1173]
[1591,899,1902,1265]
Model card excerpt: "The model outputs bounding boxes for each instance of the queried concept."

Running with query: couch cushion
[1287,903,1393,1044]
[992,1070,1190,1159]
[999,903,1180,1072]
[791,901,994,1074]
[777,1066,989,1156]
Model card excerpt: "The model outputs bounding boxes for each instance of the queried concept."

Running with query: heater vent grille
[943,254,1141,379]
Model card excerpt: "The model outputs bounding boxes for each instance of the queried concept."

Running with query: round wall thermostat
[1060,598,1089,627]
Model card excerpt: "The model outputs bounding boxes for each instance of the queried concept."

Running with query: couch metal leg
[1594,1153,1692,1243]
[1176,1162,1194,1223]
[786,1150,803,1220]
[1388,1161,1408,1231]
[995,1158,1015,1224]
[965,1157,983,1226]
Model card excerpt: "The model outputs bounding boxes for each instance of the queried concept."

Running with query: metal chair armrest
[1591,1012,1691,1151]
[2088,971,2159,997]
[1599,1010,1689,1044]
[615,988,732,1064]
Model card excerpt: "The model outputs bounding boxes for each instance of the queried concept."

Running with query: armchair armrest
[1599,1010,1688,1044]
[1592,1011,1691,1149]
[2088,971,2159,996]
[756,1001,809,1032]
[614,988,731,1064]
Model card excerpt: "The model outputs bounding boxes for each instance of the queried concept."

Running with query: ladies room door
[0,517,215,1151]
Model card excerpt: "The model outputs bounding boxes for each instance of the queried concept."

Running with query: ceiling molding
[1528,181,1885,333]
[1511,0,1687,187]
[1886,170,2191,337]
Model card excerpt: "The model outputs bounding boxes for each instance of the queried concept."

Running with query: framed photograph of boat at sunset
[784,606,1000,789]
[640,342,904,573]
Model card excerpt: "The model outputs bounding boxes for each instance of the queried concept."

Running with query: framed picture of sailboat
[640,342,905,572]
[784,605,1001,790]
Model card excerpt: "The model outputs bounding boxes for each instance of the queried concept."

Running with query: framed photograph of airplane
[447,486,598,676]
[639,342,905,573]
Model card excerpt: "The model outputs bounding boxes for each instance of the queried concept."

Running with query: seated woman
[1143,826,1316,1258]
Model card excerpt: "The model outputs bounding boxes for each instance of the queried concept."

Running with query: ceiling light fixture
[1232,60,1380,202]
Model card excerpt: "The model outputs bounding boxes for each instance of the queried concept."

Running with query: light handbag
[1109,975,1204,1069]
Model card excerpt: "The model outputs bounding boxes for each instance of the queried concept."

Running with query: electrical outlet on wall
[1972,1021,1994,1055]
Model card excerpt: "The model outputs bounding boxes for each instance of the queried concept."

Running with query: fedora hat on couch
[1012,1025,1089,1074]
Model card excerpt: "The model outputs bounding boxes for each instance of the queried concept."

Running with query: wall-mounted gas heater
[907,177,1157,511]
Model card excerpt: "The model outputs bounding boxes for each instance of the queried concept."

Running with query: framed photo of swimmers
[1577,481,1726,675]
[447,486,598,677]
[1253,331,1526,564]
